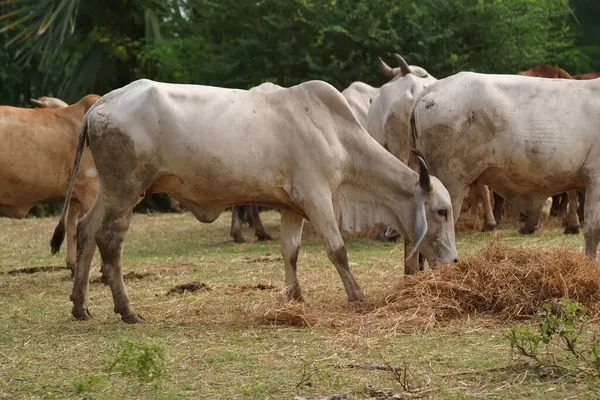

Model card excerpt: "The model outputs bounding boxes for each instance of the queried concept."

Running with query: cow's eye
[438,209,448,218]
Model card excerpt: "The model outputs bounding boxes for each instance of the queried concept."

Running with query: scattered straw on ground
[258,240,600,333]
[89,271,152,284]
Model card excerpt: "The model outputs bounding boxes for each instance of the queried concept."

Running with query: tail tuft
[50,221,66,255]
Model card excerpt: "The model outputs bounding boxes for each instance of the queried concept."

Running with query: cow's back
[86,79,366,203]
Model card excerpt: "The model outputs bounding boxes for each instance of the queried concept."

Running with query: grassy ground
[0,210,597,399]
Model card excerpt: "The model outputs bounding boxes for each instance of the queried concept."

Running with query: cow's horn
[394,53,412,76]
[378,57,396,78]
[412,150,432,192]
[30,98,45,108]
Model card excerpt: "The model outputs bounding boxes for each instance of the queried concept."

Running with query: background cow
[410,72,600,260]
[0,94,100,273]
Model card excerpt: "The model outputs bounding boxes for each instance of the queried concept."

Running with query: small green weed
[108,338,166,383]
[506,298,600,376]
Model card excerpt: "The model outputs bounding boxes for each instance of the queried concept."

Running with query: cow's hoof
[72,307,92,321]
[519,226,536,235]
[564,226,580,235]
[256,232,273,241]
[481,223,497,232]
[347,293,366,303]
[285,287,304,302]
[121,312,145,324]
[232,234,246,244]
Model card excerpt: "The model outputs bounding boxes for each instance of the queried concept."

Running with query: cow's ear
[407,197,427,260]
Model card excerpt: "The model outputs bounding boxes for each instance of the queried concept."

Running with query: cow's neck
[337,135,418,236]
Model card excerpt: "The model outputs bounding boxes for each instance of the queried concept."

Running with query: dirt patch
[226,283,279,293]
[167,282,212,296]
[89,271,151,284]
[7,266,69,275]
[258,240,600,333]
[244,254,282,263]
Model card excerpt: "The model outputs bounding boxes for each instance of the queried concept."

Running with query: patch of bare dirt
[244,254,282,263]
[166,282,211,296]
[226,283,279,293]
[7,266,69,275]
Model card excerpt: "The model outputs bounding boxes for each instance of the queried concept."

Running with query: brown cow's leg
[280,208,305,301]
[564,190,580,234]
[303,195,364,302]
[65,200,83,276]
[230,206,245,243]
[95,204,141,323]
[478,184,496,231]
[70,196,102,321]
[249,206,272,241]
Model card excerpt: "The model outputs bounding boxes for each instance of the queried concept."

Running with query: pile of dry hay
[260,241,600,333]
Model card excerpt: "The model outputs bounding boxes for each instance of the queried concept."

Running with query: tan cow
[50,79,458,323]
[0,94,100,273]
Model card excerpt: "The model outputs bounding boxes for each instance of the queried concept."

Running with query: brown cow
[1,95,100,273]
[574,72,600,80]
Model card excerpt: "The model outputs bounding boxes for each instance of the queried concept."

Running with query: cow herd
[1,54,599,323]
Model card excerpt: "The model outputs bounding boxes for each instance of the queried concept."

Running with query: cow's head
[378,54,431,80]
[406,150,458,267]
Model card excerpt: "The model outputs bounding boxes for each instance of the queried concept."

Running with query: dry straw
[259,240,600,334]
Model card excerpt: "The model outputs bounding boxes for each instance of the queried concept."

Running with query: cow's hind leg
[230,206,246,243]
[95,199,141,323]
[280,208,305,301]
[249,206,272,241]
[564,190,580,234]
[584,183,600,260]
[302,195,364,302]
[65,200,83,276]
[492,192,505,224]
[70,196,102,320]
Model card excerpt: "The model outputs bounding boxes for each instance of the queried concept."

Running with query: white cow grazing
[50,78,458,323]
[410,72,600,258]
[341,81,378,127]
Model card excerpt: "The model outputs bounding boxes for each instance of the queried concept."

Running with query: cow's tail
[50,115,90,255]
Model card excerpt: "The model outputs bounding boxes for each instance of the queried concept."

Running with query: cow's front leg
[303,195,365,302]
[564,190,580,234]
[280,208,305,301]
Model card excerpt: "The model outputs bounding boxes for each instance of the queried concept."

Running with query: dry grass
[258,240,600,335]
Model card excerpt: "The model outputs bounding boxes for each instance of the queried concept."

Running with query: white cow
[368,55,497,235]
[50,78,458,323]
[341,81,378,127]
[410,72,600,258]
